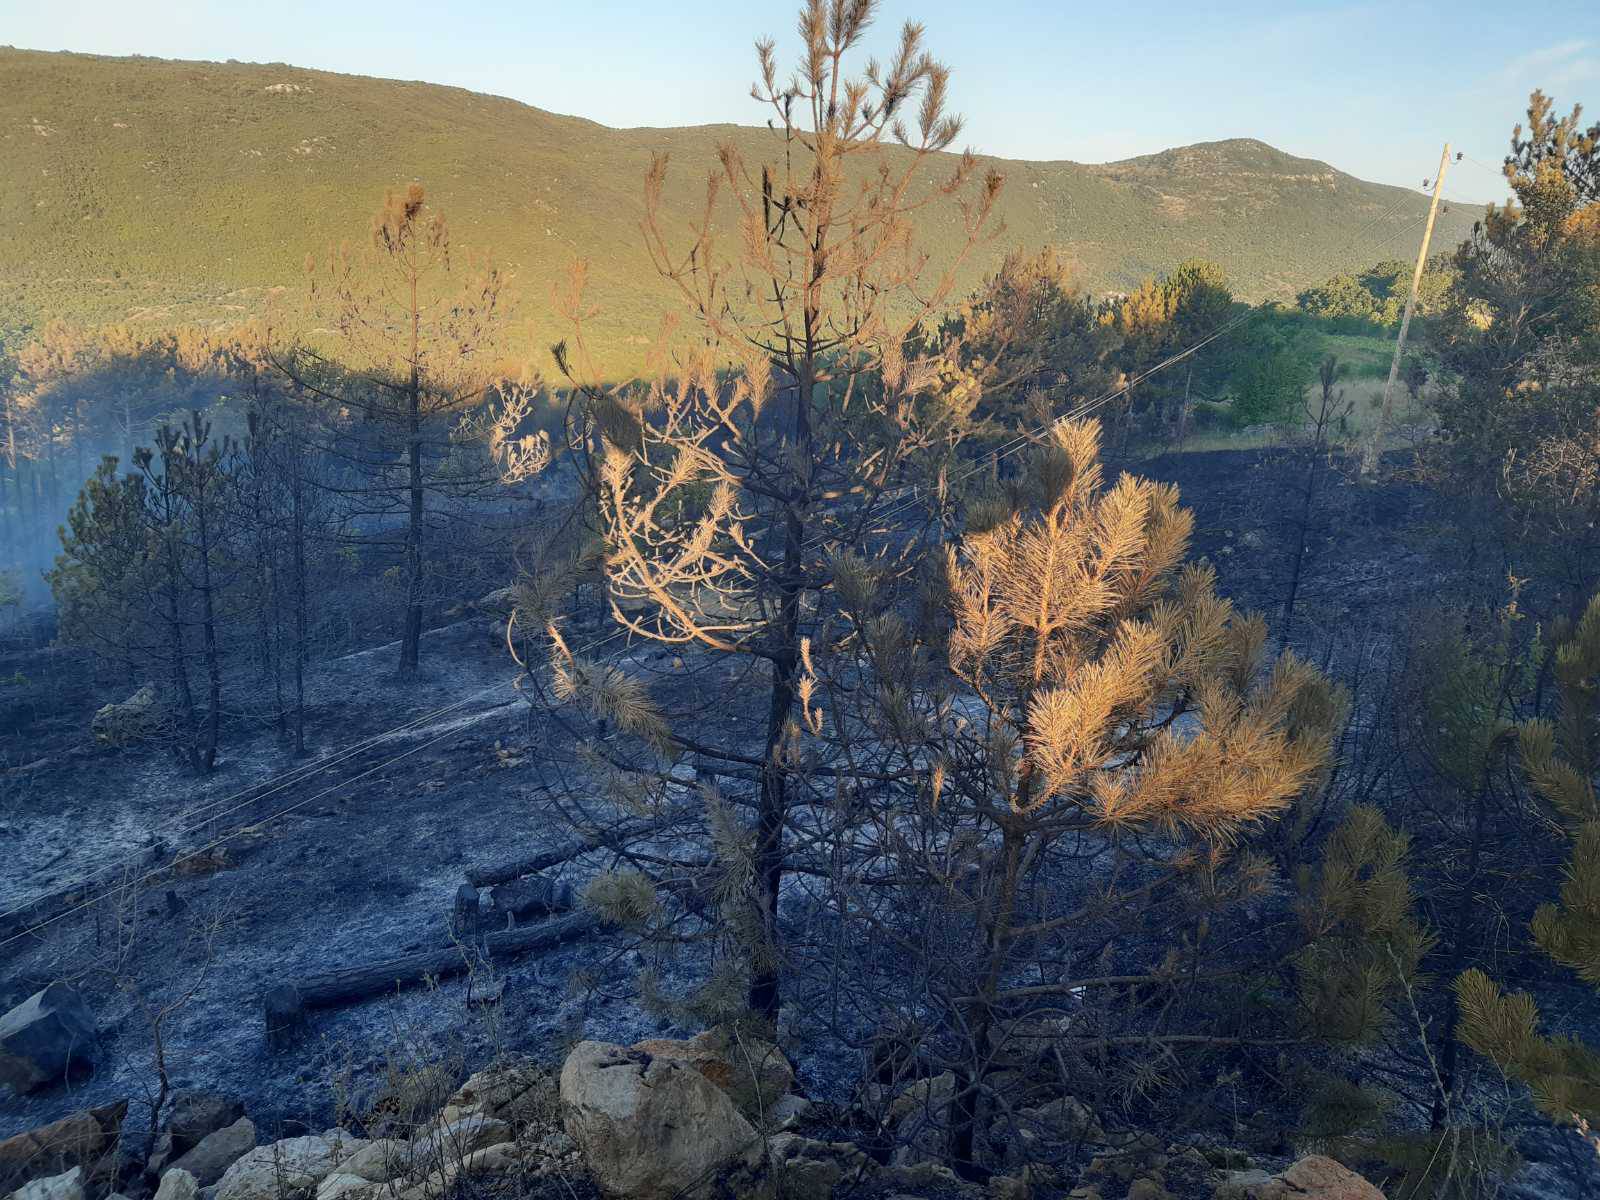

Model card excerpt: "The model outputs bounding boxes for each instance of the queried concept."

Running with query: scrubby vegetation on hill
[0,46,1476,374]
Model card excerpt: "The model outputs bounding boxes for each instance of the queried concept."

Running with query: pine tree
[804,417,1345,1170]
[543,0,1004,1024]
[1455,591,1600,1125]
[278,185,511,677]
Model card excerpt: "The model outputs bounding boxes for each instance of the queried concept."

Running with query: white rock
[166,1119,257,1187]
[331,1140,406,1185]
[313,1174,375,1200]
[214,1135,363,1200]
[9,1167,84,1200]
[153,1170,198,1200]
[559,1040,763,1200]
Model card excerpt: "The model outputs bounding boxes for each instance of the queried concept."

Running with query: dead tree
[536,0,1004,1026]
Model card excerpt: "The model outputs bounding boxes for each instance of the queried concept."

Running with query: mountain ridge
[0,47,1479,371]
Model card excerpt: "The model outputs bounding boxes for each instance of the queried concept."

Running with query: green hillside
[0,47,1480,373]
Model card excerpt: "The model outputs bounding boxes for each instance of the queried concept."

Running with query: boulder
[153,1169,198,1200]
[885,1072,956,1166]
[9,1167,84,1200]
[764,1095,813,1133]
[91,685,164,747]
[631,1027,796,1120]
[0,1100,127,1194]
[439,1062,554,1129]
[1003,1095,1104,1164]
[1214,1157,1384,1200]
[559,1040,763,1200]
[168,1095,246,1160]
[313,1175,378,1200]
[326,1141,405,1185]
[214,1134,363,1200]
[409,1117,509,1170]
[0,984,99,1094]
[767,1134,876,1200]
[165,1119,257,1188]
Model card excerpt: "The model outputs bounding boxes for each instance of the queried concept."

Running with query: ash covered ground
[0,449,1463,1142]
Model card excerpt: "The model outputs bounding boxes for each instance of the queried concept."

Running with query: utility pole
[1362,142,1451,476]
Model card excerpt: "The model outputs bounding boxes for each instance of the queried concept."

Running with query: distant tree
[51,413,243,773]
[1427,90,1600,608]
[1227,317,1315,428]
[1099,259,1236,443]
[1279,354,1355,643]
[935,246,1118,438]
[279,185,511,677]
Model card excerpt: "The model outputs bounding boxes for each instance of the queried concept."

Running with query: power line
[0,679,514,923]
[0,712,519,952]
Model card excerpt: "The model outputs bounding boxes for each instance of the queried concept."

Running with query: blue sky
[2,0,1595,202]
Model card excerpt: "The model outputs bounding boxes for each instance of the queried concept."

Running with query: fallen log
[262,910,603,1043]
[465,817,671,888]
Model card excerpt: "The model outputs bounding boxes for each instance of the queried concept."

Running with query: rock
[214,1134,362,1200]
[1214,1169,1274,1200]
[1212,1159,1382,1200]
[767,1135,875,1200]
[409,1117,509,1170]
[559,1040,763,1200]
[9,1167,84,1200]
[631,1027,796,1121]
[989,1175,1032,1200]
[1003,1095,1104,1165]
[764,1094,813,1133]
[312,1175,375,1200]
[1128,1179,1172,1200]
[328,1141,405,1185]
[0,1100,127,1194]
[0,984,98,1095]
[92,684,164,747]
[439,1062,555,1129]
[1246,1157,1384,1200]
[154,1170,199,1200]
[165,1120,256,1188]
[168,1095,246,1160]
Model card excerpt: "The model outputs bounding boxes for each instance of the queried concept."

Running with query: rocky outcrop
[1214,1156,1385,1200]
[91,685,164,747]
[0,984,98,1094]
[149,1093,245,1175]
[0,1101,126,1194]
[214,1133,366,1200]
[560,1040,764,1200]
[151,1169,198,1200]
[766,1134,876,1200]
[631,1027,795,1121]
[8,1167,84,1200]
[438,1061,556,1128]
[163,1118,257,1187]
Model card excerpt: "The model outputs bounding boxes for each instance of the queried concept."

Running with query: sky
[2,0,1596,204]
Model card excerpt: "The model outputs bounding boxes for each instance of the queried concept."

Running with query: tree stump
[263,984,306,1052]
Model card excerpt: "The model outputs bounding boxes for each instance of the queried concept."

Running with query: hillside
[0,47,1479,373]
